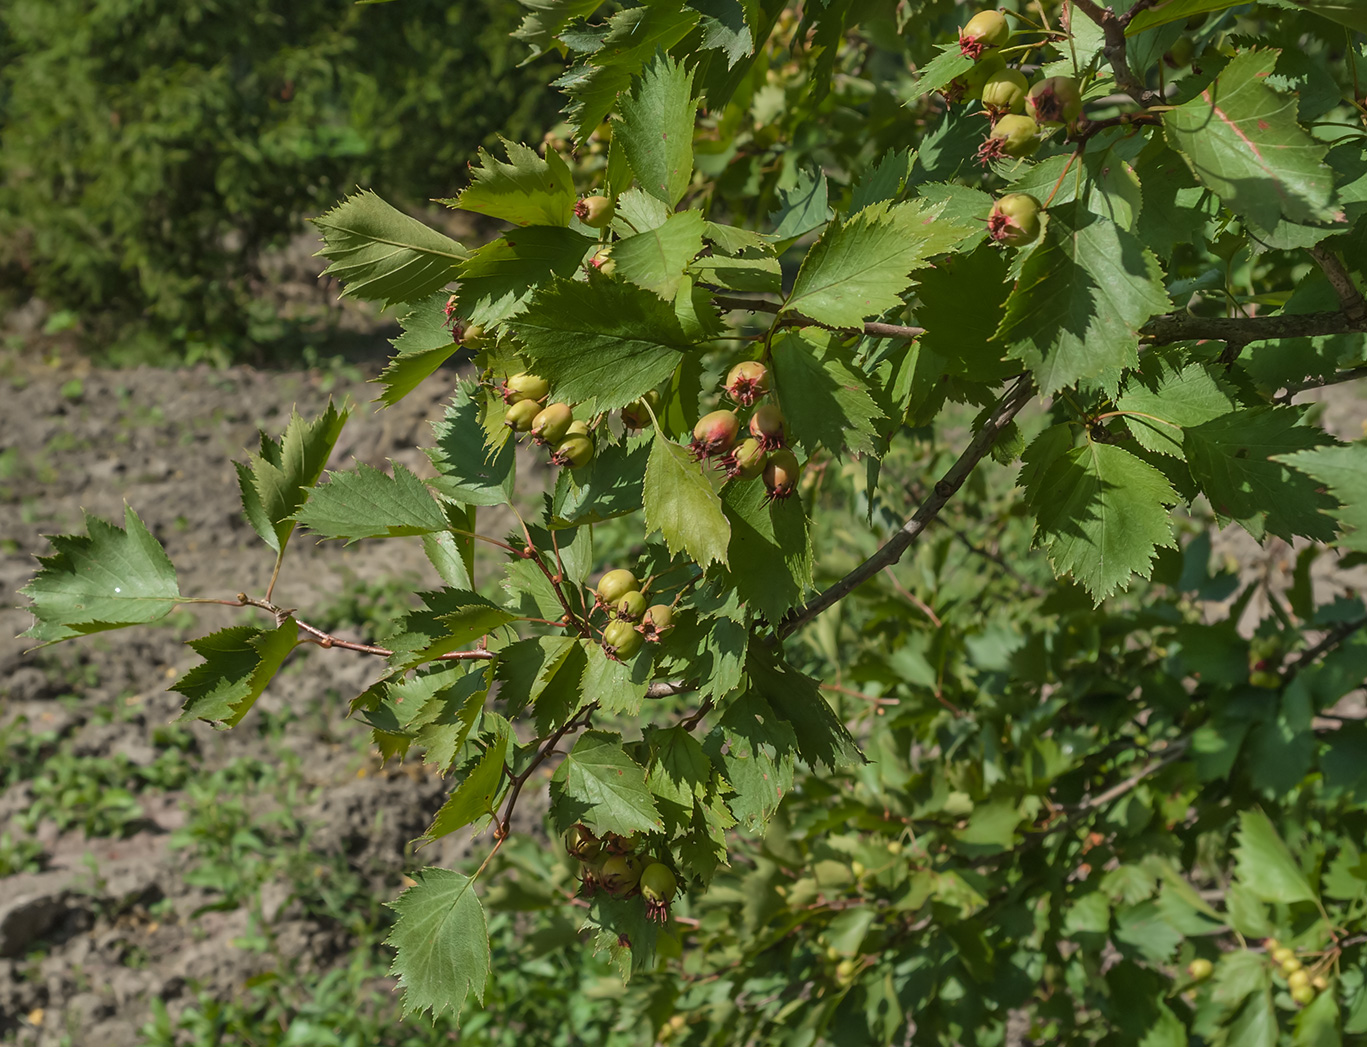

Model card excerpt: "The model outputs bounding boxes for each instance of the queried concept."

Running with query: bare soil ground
[0,343,540,1046]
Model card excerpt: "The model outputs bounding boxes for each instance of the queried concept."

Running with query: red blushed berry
[763,448,801,501]
[724,360,770,406]
[690,410,741,460]
[749,404,787,451]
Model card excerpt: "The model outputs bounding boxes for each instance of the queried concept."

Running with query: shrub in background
[0,0,554,362]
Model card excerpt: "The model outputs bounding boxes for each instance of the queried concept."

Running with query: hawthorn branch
[496,703,596,839]
[713,295,925,341]
[1309,244,1367,324]
[1284,616,1367,682]
[1279,365,1367,401]
[777,375,1035,638]
[234,594,495,661]
[1067,0,1162,108]
[1140,310,1367,346]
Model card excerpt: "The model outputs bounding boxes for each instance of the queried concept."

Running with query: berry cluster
[1266,939,1330,1007]
[691,361,801,501]
[949,11,1083,169]
[497,372,596,470]
[565,824,678,924]
[593,568,674,661]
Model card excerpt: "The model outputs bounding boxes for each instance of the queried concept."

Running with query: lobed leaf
[385,869,489,1021]
[447,139,576,227]
[643,432,731,570]
[549,730,663,837]
[173,621,299,728]
[295,462,450,542]
[616,51,698,208]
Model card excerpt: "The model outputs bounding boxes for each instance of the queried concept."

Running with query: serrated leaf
[909,42,974,100]
[617,51,698,207]
[769,166,831,242]
[1163,50,1336,229]
[295,462,449,542]
[425,387,516,507]
[784,200,972,330]
[373,293,458,407]
[643,433,731,569]
[313,191,466,308]
[237,402,349,554]
[1117,358,1238,459]
[646,725,712,812]
[1233,809,1318,905]
[386,590,516,671]
[512,0,600,58]
[413,665,492,773]
[455,225,597,326]
[689,253,781,294]
[447,139,576,227]
[720,477,813,625]
[612,210,706,300]
[851,147,916,214]
[424,723,510,841]
[173,621,299,727]
[748,649,861,770]
[614,187,672,233]
[996,205,1171,395]
[549,433,652,528]
[549,730,663,837]
[505,279,698,413]
[1295,986,1341,1047]
[580,640,653,716]
[1028,441,1177,603]
[1125,0,1246,33]
[703,692,796,833]
[494,635,582,719]
[22,506,180,643]
[1184,406,1339,542]
[703,221,776,256]
[558,3,701,139]
[1276,443,1367,552]
[914,243,1013,378]
[770,330,883,458]
[385,869,489,1021]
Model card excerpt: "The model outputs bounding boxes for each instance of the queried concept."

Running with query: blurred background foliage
[0,0,556,364]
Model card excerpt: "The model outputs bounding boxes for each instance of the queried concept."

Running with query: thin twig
[820,682,900,706]
[235,595,494,661]
[1284,616,1367,682]
[1067,0,1161,107]
[880,566,943,627]
[646,681,697,700]
[712,295,925,341]
[1141,310,1367,346]
[1309,244,1367,324]
[1278,365,1367,401]
[777,376,1035,638]
[1063,739,1190,815]
[496,704,597,838]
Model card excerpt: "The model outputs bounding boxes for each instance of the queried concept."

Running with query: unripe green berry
[764,448,801,501]
[721,437,767,481]
[600,852,644,894]
[565,823,602,861]
[988,193,1042,247]
[639,862,678,923]
[1282,956,1303,975]
[642,604,674,639]
[959,11,1011,58]
[620,390,660,430]
[612,590,648,621]
[980,69,1029,115]
[1288,969,1311,990]
[504,372,549,404]
[461,322,490,348]
[504,398,540,432]
[553,432,595,469]
[575,195,614,229]
[590,247,616,277]
[691,410,741,460]
[953,51,1006,102]
[978,114,1039,164]
[1291,984,1316,1006]
[596,569,641,604]
[1187,958,1213,981]
[531,403,574,445]
[1026,76,1084,126]
[1272,947,1296,965]
[603,619,644,659]
[724,360,770,406]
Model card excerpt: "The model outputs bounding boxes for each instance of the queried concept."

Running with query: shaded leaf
[174,622,299,728]
[386,869,489,1021]
[644,432,731,570]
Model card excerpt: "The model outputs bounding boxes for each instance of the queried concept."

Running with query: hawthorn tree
[20,0,1367,1043]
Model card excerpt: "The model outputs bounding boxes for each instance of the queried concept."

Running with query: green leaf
[1233,809,1318,905]
[385,869,489,1021]
[425,723,510,842]
[455,225,597,326]
[1184,407,1339,542]
[313,191,466,308]
[237,401,349,554]
[1125,0,1247,33]
[549,730,663,837]
[703,221,776,257]
[1292,0,1367,31]
[913,243,1014,379]
[447,139,576,227]
[1227,989,1279,1047]
[1295,986,1342,1047]
[512,0,601,58]
[612,210,706,300]
[413,665,493,773]
[770,330,883,458]
[1163,51,1336,229]
[22,506,180,643]
[851,147,916,214]
[769,166,831,242]
[557,2,701,139]
[506,278,698,413]
[703,692,797,833]
[616,51,698,208]
[1117,358,1238,460]
[784,200,973,330]
[494,636,582,719]
[549,433,652,528]
[295,462,449,542]
[996,205,1171,395]
[1027,441,1177,603]
[579,641,653,716]
[909,42,974,100]
[720,476,813,624]
[386,590,516,671]
[173,621,299,727]
[374,293,458,407]
[689,253,782,294]
[425,387,516,507]
[646,725,712,815]
[643,432,731,570]
[1276,443,1367,552]
[748,649,861,771]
